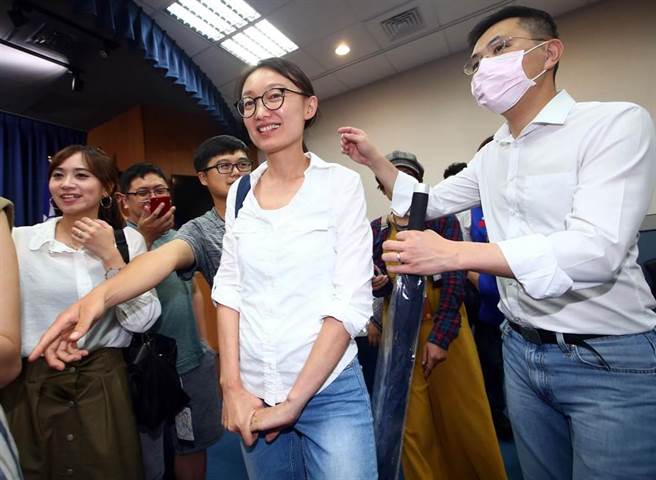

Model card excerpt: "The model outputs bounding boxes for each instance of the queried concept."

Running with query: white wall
[305,0,656,220]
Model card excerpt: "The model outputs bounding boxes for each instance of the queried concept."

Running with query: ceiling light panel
[220,20,298,65]
[167,1,297,65]
[167,2,224,40]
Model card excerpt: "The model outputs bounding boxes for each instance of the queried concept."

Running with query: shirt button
[66,468,74,476]
[66,433,74,441]
[69,367,76,373]
[68,401,75,407]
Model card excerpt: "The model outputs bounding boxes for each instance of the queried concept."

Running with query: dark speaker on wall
[170,174,213,229]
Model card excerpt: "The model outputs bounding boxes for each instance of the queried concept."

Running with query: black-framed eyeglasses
[464,36,548,76]
[125,187,170,200]
[201,160,253,175]
[235,87,310,118]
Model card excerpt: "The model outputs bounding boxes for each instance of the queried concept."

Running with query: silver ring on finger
[397,252,402,264]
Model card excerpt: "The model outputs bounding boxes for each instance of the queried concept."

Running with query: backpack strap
[235,174,251,218]
[114,228,130,264]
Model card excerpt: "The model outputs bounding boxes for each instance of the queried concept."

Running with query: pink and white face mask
[470,42,547,114]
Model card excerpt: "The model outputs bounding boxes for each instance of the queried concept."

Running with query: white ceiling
[135,0,600,105]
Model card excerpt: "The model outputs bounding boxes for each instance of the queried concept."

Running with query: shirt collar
[494,90,576,142]
[28,217,62,251]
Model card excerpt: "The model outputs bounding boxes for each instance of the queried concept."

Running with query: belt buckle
[521,325,542,345]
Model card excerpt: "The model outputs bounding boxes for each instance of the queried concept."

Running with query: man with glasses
[340,5,656,479]
[119,164,175,249]
[29,135,253,478]
[118,162,221,480]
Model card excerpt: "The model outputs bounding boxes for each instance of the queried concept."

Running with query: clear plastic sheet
[372,273,426,480]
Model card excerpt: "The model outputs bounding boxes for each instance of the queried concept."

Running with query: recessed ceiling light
[167,0,297,65]
[335,43,350,56]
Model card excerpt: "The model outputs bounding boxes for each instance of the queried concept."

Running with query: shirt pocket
[284,218,336,260]
[232,219,269,272]
[519,172,577,233]
[276,218,334,280]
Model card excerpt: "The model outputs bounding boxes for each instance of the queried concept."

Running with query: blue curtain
[72,0,244,139]
[0,112,86,226]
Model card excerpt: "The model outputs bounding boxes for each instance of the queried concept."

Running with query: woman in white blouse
[0,145,160,479]
[214,58,377,478]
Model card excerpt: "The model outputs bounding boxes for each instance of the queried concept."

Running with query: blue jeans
[241,358,378,479]
[501,321,656,480]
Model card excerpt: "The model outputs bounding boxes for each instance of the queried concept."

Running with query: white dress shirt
[456,210,472,242]
[213,153,373,406]
[13,218,161,356]
[392,91,656,335]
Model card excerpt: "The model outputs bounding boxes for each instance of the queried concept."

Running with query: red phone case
[149,196,171,217]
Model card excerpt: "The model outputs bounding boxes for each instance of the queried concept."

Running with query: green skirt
[0,348,143,479]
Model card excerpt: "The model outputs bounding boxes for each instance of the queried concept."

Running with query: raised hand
[337,126,386,167]
[137,202,176,248]
[72,218,117,261]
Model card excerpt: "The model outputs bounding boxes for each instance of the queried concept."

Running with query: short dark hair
[120,163,167,194]
[443,162,468,179]
[193,135,249,172]
[468,6,559,76]
[236,57,318,130]
[468,6,559,49]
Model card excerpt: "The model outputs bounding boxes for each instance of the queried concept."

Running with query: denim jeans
[241,358,378,479]
[501,321,656,479]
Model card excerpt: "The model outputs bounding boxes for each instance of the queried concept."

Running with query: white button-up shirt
[392,91,656,335]
[13,218,161,356]
[213,153,373,405]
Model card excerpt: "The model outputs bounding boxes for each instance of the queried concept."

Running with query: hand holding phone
[149,196,172,218]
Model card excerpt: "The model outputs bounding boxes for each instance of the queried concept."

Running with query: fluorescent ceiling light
[167,1,298,65]
[220,20,298,65]
[0,44,68,76]
[167,2,223,40]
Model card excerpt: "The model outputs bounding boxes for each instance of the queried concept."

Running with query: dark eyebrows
[471,34,504,58]
[53,167,92,173]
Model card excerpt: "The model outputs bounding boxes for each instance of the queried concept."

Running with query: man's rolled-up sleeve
[499,105,656,299]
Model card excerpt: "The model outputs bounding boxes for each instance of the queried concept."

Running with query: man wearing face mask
[339,5,656,480]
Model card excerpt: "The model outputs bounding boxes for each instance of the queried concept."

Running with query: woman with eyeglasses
[214,58,377,478]
[0,145,160,479]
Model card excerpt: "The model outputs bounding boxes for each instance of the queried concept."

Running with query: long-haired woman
[0,145,160,479]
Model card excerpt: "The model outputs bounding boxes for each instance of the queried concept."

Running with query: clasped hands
[222,385,305,447]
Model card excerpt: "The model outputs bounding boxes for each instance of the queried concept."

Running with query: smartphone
[149,196,172,217]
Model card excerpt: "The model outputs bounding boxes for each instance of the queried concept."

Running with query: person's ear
[197,171,208,187]
[115,192,127,207]
[304,96,318,121]
[544,38,564,71]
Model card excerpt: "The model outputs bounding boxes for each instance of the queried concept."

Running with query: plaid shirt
[371,215,465,350]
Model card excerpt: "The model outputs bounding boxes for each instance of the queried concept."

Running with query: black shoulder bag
[114,229,190,431]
